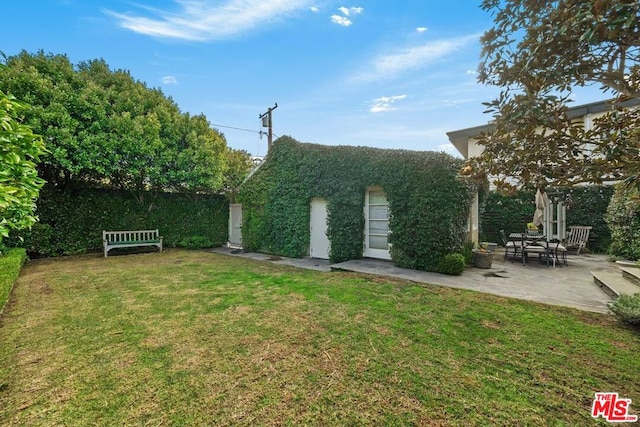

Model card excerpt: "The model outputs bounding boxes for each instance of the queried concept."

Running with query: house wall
[467,137,483,158]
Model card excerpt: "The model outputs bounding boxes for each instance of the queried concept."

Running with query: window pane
[369,219,388,235]
[369,205,388,220]
[369,235,388,250]
[369,190,387,205]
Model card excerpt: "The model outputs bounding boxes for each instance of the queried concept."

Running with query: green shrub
[479,189,535,244]
[606,184,640,261]
[437,253,466,275]
[0,248,27,313]
[461,241,475,265]
[565,186,614,253]
[179,236,215,249]
[609,293,640,325]
[21,223,54,257]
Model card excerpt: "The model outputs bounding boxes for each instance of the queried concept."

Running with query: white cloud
[355,34,480,82]
[331,15,352,26]
[349,125,449,144]
[338,6,363,16]
[439,143,457,153]
[161,75,178,84]
[466,69,477,75]
[331,6,362,25]
[370,94,407,113]
[416,27,428,33]
[310,5,319,12]
[104,0,313,41]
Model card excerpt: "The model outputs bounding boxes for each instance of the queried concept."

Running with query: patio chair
[523,240,551,266]
[500,229,522,262]
[547,238,568,267]
[565,226,592,255]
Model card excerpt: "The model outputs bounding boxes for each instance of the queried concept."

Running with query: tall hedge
[479,189,535,244]
[0,248,27,313]
[12,186,228,257]
[237,137,473,271]
[565,186,614,253]
[606,184,640,261]
[480,186,613,252]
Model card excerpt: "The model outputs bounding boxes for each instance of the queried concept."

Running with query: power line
[210,123,260,134]
[210,122,278,139]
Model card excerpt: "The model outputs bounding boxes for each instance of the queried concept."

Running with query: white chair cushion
[524,246,547,253]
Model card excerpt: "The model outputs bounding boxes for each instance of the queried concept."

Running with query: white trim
[228,203,243,248]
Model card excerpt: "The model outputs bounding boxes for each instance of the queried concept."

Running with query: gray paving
[620,266,640,287]
[212,247,616,314]
[592,270,639,298]
[211,247,332,272]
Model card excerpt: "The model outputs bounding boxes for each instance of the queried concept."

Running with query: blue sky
[2,1,606,156]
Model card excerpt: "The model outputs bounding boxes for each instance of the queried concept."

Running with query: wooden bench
[103,230,163,257]
[565,226,592,255]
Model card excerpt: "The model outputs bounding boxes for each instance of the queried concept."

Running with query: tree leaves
[0,51,251,194]
[0,90,46,242]
[469,0,640,190]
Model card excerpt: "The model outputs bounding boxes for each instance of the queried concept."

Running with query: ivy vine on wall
[237,136,474,271]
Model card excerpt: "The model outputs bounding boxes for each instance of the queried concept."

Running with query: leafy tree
[0,52,81,186]
[462,0,639,191]
[167,113,228,193]
[221,147,253,194]
[0,90,46,244]
[0,51,231,193]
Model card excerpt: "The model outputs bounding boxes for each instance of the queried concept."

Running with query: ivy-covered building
[233,136,473,272]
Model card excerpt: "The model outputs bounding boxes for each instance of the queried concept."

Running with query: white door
[310,198,330,259]
[228,203,243,248]
[364,187,391,259]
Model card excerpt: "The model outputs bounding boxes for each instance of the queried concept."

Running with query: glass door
[364,187,391,259]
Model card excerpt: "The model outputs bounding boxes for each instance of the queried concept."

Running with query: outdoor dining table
[508,232,550,266]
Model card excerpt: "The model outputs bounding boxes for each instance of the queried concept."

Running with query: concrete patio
[211,247,623,314]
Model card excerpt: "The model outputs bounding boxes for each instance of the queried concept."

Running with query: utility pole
[259,102,278,152]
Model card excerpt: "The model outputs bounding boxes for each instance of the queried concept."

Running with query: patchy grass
[0,249,638,425]
[0,248,27,313]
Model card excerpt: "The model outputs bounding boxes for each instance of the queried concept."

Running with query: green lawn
[0,249,638,425]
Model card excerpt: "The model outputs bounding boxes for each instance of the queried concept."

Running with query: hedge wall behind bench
[237,136,473,271]
[10,186,228,257]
